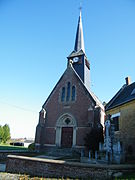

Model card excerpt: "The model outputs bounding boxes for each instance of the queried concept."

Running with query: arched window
[61,87,65,102]
[72,86,76,101]
[66,82,71,101]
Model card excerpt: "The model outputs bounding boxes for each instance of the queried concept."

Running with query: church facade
[35,11,105,150]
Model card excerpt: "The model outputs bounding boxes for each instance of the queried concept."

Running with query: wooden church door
[61,127,73,148]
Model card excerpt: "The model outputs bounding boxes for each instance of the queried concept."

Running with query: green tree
[84,126,104,154]
[28,143,35,151]
[0,125,4,143]
[2,124,11,143]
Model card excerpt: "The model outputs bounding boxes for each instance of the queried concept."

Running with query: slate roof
[67,49,85,59]
[106,82,135,111]
[74,10,85,53]
[71,65,104,109]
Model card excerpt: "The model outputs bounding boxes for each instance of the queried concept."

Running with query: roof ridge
[106,81,135,111]
[71,65,104,109]
[43,69,66,107]
[105,85,126,110]
[43,64,104,110]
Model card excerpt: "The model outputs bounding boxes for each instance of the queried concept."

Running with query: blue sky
[0,0,135,138]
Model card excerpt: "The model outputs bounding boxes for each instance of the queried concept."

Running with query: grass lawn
[0,144,28,151]
[117,172,135,179]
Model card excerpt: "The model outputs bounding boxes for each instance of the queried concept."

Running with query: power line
[0,101,38,113]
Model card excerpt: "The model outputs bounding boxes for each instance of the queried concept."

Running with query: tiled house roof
[106,82,135,111]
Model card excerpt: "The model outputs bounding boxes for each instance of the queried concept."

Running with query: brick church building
[35,11,105,150]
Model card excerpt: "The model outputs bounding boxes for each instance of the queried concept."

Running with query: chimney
[125,76,131,86]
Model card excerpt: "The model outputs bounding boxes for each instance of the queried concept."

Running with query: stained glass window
[72,86,76,101]
[66,82,70,101]
[61,87,65,102]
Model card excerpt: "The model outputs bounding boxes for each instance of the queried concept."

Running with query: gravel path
[0,173,66,179]
[0,164,29,180]
[0,172,26,180]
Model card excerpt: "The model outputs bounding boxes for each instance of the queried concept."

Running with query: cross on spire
[79,3,82,12]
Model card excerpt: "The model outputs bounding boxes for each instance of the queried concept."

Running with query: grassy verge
[0,144,28,151]
[115,172,135,179]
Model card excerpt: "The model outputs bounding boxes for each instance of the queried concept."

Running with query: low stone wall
[6,155,135,179]
[0,151,32,162]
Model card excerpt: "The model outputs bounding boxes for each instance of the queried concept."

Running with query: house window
[112,116,119,131]
[72,86,76,101]
[66,82,71,101]
[61,87,65,102]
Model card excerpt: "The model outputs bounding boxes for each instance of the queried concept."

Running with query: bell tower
[68,9,90,90]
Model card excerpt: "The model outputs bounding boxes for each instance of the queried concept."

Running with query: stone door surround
[55,113,77,147]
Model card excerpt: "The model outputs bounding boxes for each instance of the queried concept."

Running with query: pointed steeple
[68,8,90,90]
[74,9,85,52]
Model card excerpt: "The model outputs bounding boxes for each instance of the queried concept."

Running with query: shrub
[28,143,35,151]
[0,124,11,143]
[84,126,104,154]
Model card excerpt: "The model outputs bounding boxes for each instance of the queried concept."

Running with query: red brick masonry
[6,155,135,179]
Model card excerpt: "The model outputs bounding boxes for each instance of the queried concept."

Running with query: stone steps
[43,148,77,158]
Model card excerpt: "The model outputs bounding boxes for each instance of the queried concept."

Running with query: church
[35,11,105,151]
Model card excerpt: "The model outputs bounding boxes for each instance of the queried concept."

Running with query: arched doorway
[55,113,77,148]
[61,127,73,148]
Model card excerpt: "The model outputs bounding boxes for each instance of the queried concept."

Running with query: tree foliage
[28,143,35,151]
[84,126,104,153]
[0,124,11,143]
[0,126,4,143]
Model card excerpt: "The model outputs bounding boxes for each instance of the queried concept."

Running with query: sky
[0,0,135,139]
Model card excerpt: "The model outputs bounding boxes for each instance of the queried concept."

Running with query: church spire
[68,7,90,90]
[74,8,85,53]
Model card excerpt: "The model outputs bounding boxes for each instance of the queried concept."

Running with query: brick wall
[37,66,96,147]
[6,155,135,179]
